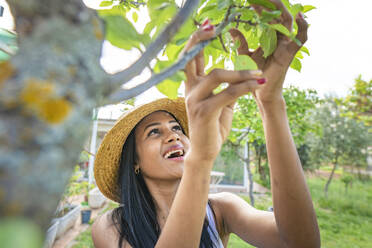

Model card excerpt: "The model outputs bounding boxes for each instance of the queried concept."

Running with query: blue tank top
[206,204,224,248]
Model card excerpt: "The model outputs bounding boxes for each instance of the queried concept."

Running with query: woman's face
[134,111,189,180]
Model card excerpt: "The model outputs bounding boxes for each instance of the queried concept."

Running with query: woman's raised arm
[226,0,320,247]
[155,25,265,248]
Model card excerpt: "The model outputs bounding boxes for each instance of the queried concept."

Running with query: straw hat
[94,97,188,203]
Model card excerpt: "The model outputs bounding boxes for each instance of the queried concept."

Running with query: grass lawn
[72,176,372,247]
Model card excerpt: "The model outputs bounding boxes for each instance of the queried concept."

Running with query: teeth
[164,149,184,158]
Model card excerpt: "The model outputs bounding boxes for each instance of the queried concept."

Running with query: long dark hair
[111,122,218,248]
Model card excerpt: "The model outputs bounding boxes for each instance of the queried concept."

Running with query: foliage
[72,226,94,248]
[227,86,320,185]
[308,97,371,170]
[340,172,353,194]
[213,142,244,184]
[0,218,43,248]
[71,175,372,248]
[94,0,315,98]
[226,176,372,247]
[336,75,372,129]
[230,86,320,146]
[0,28,17,61]
[309,176,372,248]
[57,165,94,216]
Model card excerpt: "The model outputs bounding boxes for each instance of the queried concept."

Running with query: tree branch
[218,34,228,53]
[107,12,240,104]
[108,0,200,91]
[233,18,255,26]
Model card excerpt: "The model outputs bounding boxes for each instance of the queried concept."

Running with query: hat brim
[94,98,188,203]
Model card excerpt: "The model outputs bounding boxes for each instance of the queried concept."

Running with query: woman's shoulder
[209,191,249,206]
[209,191,254,208]
[208,192,256,231]
[91,210,132,248]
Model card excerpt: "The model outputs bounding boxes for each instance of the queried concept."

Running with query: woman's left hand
[229,0,308,105]
[182,24,264,162]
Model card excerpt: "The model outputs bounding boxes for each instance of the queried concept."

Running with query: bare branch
[107,12,240,104]
[218,34,228,53]
[233,18,255,26]
[109,0,200,90]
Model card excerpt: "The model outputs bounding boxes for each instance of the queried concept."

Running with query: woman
[92,1,320,247]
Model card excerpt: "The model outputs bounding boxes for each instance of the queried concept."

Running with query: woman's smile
[134,111,190,179]
[163,144,185,162]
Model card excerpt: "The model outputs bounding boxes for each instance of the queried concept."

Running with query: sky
[1,0,371,118]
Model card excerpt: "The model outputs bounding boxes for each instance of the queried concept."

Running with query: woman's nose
[165,130,180,143]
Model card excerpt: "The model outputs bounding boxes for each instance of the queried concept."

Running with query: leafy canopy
[95,0,315,98]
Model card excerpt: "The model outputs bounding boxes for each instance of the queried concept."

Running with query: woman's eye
[148,128,160,136]
[172,125,182,132]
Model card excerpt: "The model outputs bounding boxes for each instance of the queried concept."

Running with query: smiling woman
[92,1,320,247]
[93,98,223,247]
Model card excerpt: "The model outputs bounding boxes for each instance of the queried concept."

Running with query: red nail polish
[202,19,210,27]
[203,24,214,31]
[257,78,266,84]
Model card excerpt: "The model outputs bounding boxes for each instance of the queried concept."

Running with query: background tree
[228,86,320,187]
[0,0,314,245]
[337,75,372,129]
[308,97,371,198]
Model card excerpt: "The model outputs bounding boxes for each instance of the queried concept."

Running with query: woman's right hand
[182,23,266,164]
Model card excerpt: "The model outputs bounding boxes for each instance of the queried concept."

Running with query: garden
[0,0,371,247]
[68,171,372,248]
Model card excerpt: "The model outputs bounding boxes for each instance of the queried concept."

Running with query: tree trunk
[246,142,254,206]
[258,146,266,182]
[324,155,338,198]
[0,0,109,233]
[0,0,201,244]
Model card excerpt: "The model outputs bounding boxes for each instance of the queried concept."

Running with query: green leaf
[260,27,277,58]
[303,5,316,13]
[290,57,302,72]
[156,79,182,99]
[260,10,282,23]
[100,15,144,50]
[244,28,260,50]
[132,11,138,23]
[300,46,310,56]
[233,55,258,70]
[0,218,43,248]
[248,0,276,10]
[269,23,291,36]
[217,0,232,10]
[241,9,255,21]
[98,4,127,17]
[295,50,304,59]
[289,4,304,17]
[99,1,113,7]
[198,4,217,16]
[165,43,184,60]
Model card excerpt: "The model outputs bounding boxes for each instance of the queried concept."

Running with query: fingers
[281,12,308,58]
[229,28,252,56]
[192,69,263,101]
[195,49,205,76]
[183,24,215,78]
[270,0,293,31]
[207,79,262,111]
